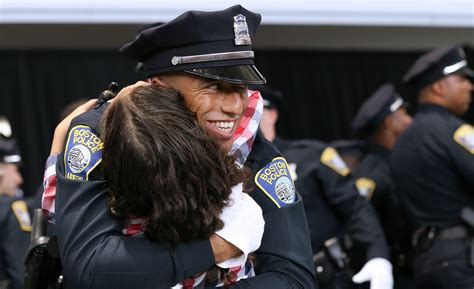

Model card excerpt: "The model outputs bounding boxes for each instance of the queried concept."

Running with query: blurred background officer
[0,118,31,289]
[351,83,414,289]
[256,84,393,289]
[391,44,474,289]
[0,117,23,198]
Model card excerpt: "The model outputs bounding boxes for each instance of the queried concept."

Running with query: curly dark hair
[101,85,247,244]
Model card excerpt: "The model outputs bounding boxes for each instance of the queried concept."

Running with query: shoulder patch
[355,178,376,199]
[321,147,350,176]
[255,157,296,208]
[11,200,32,232]
[64,125,103,180]
[453,124,474,154]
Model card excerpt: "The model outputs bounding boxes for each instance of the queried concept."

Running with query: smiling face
[151,73,248,152]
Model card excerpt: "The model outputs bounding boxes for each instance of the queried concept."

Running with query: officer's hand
[50,99,97,155]
[212,183,265,267]
[113,81,149,100]
[352,257,393,289]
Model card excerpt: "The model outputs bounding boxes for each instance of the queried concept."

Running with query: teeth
[210,121,235,132]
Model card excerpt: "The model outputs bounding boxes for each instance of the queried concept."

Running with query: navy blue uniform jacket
[54,104,317,289]
[276,139,389,260]
[0,195,36,289]
[391,104,474,227]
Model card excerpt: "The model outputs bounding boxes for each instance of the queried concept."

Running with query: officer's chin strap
[352,257,393,289]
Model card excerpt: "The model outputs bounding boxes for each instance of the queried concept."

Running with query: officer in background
[256,84,393,289]
[0,117,23,198]
[47,5,317,289]
[0,122,32,289]
[351,84,414,289]
[391,44,474,289]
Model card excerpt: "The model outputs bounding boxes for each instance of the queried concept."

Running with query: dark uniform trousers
[0,195,37,289]
[54,104,317,289]
[391,104,474,289]
[353,144,415,289]
[275,139,389,289]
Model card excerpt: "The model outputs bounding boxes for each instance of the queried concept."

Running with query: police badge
[233,14,252,45]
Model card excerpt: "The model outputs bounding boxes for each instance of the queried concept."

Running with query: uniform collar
[367,142,391,159]
[418,103,451,115]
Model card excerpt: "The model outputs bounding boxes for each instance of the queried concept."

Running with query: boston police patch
[11,200,32,232]
[320,147,350,176]
[454,124,474,154]
[64,125,103,180]
[355,177,376,199]
[255,157,296,208]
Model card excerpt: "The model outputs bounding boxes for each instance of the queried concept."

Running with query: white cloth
[215,183,265,268]
[352,257,393,289]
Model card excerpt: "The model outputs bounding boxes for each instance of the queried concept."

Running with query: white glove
[215,183,265,268]
[352,258,393,289]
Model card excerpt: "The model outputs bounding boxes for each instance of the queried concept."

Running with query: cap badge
[233,14,252,45]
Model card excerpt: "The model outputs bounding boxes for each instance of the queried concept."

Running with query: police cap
[120,5,266,85]
[403,44,474,89]
[352,83,405,136]
[249,84,283,110]
[0,138,21,164]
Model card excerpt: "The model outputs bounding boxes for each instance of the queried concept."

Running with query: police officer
[47,5,317,289]
[351,83,415,289]
[391,44,474,289]
[256,84,393,289]
[0,134,31,289]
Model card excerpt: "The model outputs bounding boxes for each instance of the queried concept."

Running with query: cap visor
[184,65,266,85]
[455,66,474,81]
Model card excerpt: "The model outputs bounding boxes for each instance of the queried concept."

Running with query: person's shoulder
[354,154,391,198]
[248,135,298,210]
[450,119,474,154]
[63,103,108,181]
[70,102,109,134]
[0,196,32,232]
[278,138,327,156]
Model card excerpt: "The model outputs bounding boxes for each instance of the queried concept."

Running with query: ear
[431,79,446,96]
[149,76,170,87]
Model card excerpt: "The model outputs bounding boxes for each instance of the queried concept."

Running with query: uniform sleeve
[0,200,30,289]
[229,155,317,289]
[447,123,474,187]
[55,121,216,289]
[316,155,389,260]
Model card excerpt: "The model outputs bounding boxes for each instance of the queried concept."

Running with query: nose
[220,90,245,116]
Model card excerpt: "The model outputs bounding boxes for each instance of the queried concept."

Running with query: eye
[207,83,219,90]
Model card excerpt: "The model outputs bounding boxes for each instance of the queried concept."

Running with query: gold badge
[355,178,376,199]
[11,200,32,232]
[454,124,474,154]
[321,147,350,176]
